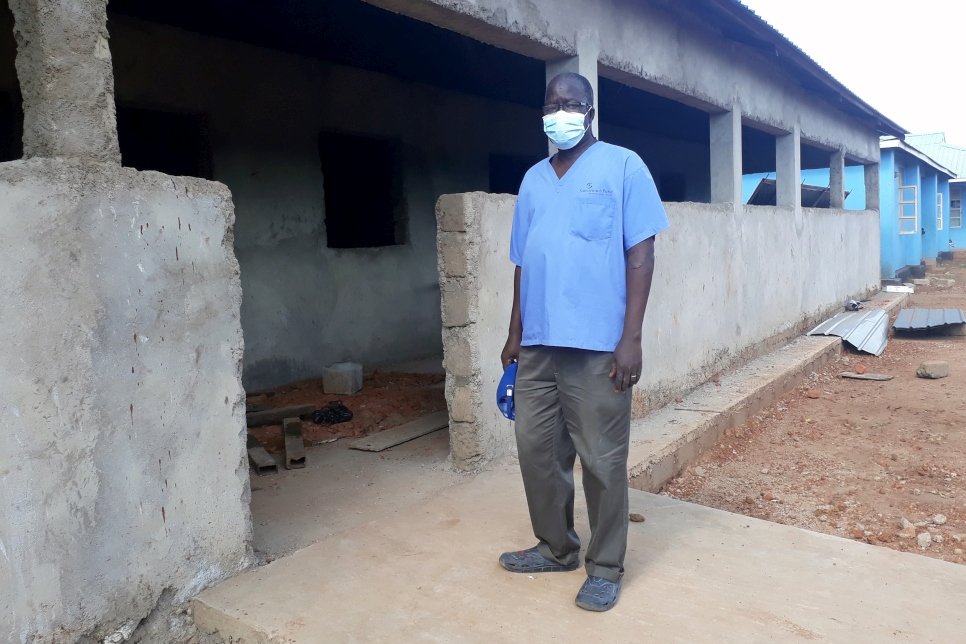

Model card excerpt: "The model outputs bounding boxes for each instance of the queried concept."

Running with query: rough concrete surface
[367,0,883,161]
[437,192,517,470]
[438,193,881,466]
[0,159,251,642]
[195,464,966,643]
[251,430,461,559]
[10,0,120,161]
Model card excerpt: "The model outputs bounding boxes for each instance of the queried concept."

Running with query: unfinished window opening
[117,106,212,179]
[798,141,836,208]
[490,153,542,195]
[840,157,867,210]
[598,77,711,203]
[106,0,547,410]
[0,0,22,162]
[319,131,404,249]
[742,124,778,205]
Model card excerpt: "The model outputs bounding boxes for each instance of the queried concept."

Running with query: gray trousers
[514,345,632,582]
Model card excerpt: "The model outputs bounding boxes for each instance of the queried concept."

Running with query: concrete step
[626,291,908,492]
[194,465,966,643]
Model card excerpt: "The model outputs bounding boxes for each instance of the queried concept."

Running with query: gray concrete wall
[10,0,119,161]
[0,159,252,642]
[437,194,880,468]
[437,192,517,470]
[108,16,548,390]
[366,0,883,162]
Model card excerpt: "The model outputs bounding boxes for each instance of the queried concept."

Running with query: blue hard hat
[497,361,518,421]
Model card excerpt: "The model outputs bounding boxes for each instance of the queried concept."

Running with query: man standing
[499,72,668,612]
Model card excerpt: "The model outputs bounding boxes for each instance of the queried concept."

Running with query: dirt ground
[664,262,966,565]
[247,371,446,454]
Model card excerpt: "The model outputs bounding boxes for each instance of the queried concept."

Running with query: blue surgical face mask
[543,110,588,150]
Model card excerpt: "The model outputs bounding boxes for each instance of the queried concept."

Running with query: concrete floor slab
[198,464,966,643]
[251,430,461,558]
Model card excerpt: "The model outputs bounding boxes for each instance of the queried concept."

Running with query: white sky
[739,0,966,143]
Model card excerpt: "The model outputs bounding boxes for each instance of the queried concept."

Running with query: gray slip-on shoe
[499,546,579,573]
[575,575,622,612]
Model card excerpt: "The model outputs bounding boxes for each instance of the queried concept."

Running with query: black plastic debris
[311,401,353,425]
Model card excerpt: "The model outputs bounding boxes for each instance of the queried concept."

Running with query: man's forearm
[508,265,523,338]
[621,238,655,342]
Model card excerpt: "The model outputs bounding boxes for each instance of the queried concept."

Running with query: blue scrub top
[509,141,669,352]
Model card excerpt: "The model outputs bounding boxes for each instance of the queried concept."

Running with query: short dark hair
[547,72,594,105]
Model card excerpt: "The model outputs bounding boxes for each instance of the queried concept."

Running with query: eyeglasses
[541,101,592,116]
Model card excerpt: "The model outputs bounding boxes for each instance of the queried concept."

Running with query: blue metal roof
[894,308,966,330]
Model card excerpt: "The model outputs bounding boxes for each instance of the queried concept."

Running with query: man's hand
[501,333,521,368]
[609,336,642,392]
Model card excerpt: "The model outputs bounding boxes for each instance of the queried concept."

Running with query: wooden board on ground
[246,404,315,427]
[247,434,278,475]
[349,411,449,452]
[283,417,306,469]
[840,371,894,381]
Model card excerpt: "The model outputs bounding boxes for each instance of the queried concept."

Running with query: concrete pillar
[775,125,801,209]
[546,29,599,151]
[709,107,742,205]
[829,149,845,209]
[9,0,120,162]
[865,163,880,211]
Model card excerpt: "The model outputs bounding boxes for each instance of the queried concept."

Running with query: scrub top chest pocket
[571,194,616,241]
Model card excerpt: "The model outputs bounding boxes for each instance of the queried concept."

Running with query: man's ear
[586,107,595,129]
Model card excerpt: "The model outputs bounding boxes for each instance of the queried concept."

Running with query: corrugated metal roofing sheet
[807,310,889,356]
[903,135,966,178]
[894,308,966,330]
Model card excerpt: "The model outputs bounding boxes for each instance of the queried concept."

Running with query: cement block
[436,193,471,232]
[448,385,477,423]
[912,278,931,286]
[916,361,949,379]
[323,362,363,394]
[441,280,473,328]
[442,329,474,378]
[438,232,470,277]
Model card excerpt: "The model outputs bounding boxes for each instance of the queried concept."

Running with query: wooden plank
[283,417,306,469]
[246,404,315,427]
[247,434,278,475]
[349,411,449,452]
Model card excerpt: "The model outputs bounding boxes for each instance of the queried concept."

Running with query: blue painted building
[905,133,966,252]
[742,137,955,279]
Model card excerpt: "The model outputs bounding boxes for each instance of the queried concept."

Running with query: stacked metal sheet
[893,308,966,331]
[807,310,889,356]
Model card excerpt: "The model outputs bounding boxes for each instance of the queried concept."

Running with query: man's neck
[553,133,597,168]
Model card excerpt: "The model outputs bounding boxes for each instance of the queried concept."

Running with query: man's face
[544,79,594,130]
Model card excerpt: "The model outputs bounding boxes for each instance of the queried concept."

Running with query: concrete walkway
[196,462,966,643]
[197,292,965,642]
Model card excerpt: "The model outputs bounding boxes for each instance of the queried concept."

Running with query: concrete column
[546,29,599,151]
[775,125,801,209]
[709,107,742,205]
[829,149,845,209]
[864,163,880,211]
[9,0,120,162]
